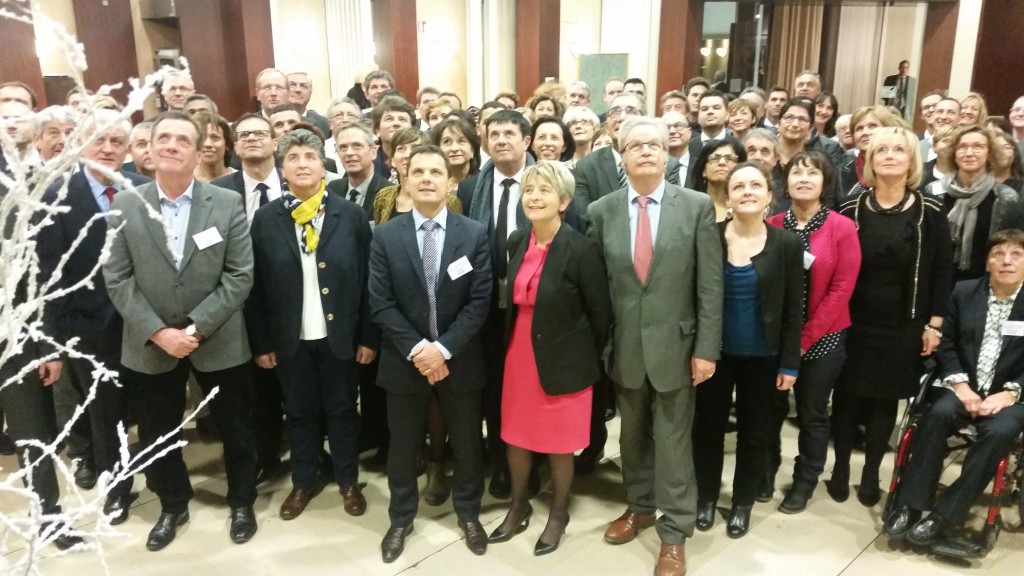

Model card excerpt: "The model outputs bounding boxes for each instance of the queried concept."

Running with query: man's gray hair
[795,69,821,84]
[740,86,767,100]
[742,128,780,156]
[276,128,325,165]
[336,121,376,147]
[79,108,132,142]
[364,69,395,88]
[33,105,77,134]
[611,92,646,116]
[617,116,669,151]
[131,121,154,139]
[326,96,361,118]
[568,80,590,97]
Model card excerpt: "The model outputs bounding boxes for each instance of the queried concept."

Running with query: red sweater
[767,210,861,352]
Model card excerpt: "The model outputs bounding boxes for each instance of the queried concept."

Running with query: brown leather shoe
[655,543,686,576]
[604,510,656,544]
[459,519,488,555]
[279,486,322,520]
[340,483,367,516]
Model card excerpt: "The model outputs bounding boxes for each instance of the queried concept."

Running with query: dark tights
[426,391,446,463]
[831,390,898,489]
[500,445,572,544]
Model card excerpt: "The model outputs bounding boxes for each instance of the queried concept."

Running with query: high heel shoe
[488,503,533,543]
[534,514,569,556]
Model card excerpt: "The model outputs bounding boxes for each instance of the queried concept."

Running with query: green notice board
[579,53,629,115]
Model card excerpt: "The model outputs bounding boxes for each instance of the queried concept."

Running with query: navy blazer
[39,169,152,355]
[935,276,1024,396]
[369,211,492,395]
[325,171,392,220]
[246,192,379,361]
[504,224,612,395]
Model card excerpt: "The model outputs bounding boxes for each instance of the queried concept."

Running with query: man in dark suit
[369,145,492,563]
[588,116,723,576]
[457,109,534,497]
[326,123,390,219]
[247,128,378,520]
[212,113,287,483]
[885,230,1024,548]
[268,104,339,174]
[882,60,913,117]
[39,110,151,525]
[287,72,331,138]
[103,111,259,551]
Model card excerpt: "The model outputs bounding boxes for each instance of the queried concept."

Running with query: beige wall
[416,0,468,103]
[270,0,332,113]
[34,0,78,77]
[558,0,601,88]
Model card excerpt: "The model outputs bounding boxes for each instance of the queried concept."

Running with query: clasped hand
[152,328,199,358]
[412,342,448,384]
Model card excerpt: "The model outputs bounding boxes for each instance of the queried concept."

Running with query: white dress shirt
[297,213,327,340]
[242,169,283,225]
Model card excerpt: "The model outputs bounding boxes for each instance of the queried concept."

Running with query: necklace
[866,189,911,214]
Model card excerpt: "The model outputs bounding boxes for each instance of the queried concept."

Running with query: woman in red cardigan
[766,151,861,513]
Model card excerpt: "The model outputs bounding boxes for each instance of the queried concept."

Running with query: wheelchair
[882,367,1024,559]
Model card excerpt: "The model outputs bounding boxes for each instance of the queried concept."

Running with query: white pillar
[949,0,982,96]
[482,0,515,101]
[324,0,375,101]
[466,0,484,106]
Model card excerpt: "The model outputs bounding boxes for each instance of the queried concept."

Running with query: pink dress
[501,236,593,454]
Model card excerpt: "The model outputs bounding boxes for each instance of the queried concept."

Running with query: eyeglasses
[607,106,641,118]
[781,114,811,125]
[709,153,739,164]
[259,84,287,93]
[236,130,271,140]
[566,119,594,128]
[331,111,360,121]
[956,143,988,154]
[666,123,688,132]
[624,140,665,153]
[1010,107,1024,115]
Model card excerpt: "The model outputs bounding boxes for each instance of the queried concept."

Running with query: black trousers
[386,386,483,527]
[791,336,847,485]
[125,359,257,514]
[693,355,779,506]
[482,307,506,462]
[276,339,360,488]
[358,358,388,451]
[55,360,92,463]
[0,349,62,514]
[249,360,284,468]
[896,387,1024,524]
[68,352,135,498]
[586,366,612,454]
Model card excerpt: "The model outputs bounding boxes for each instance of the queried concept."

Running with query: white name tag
[193,227,223,250]
[447,255,473,280]
[803,250,816,270]
[1003,320,1024,337]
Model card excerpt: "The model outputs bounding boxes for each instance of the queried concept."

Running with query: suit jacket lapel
[141,184,178,267]
[178,182,213,273]
[317,195,342,249]
[436,216,463,294]
[401,215,429,296]
[600,148,620,193]
[276,202,302,263]
[609,191,638,287]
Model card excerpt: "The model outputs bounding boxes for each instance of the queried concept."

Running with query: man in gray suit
[103,111,259,551]
[587,117,723,576]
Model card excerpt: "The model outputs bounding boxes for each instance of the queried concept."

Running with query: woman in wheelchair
[884,229,1024,547]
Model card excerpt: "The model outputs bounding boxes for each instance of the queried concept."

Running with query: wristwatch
[1005,382,1021,400]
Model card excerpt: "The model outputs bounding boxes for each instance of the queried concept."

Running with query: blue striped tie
[421,220,441,339]
[618,163,627,189]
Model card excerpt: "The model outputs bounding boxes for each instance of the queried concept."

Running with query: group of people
[1,62,1024,576]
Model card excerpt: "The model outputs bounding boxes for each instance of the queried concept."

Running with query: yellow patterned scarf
[287,179,327,253]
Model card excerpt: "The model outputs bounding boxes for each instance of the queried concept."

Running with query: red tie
[104,186,116,208]
[634,195,653,284]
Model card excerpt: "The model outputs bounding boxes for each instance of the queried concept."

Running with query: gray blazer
[587,183,723,392]
[103,180,254,374]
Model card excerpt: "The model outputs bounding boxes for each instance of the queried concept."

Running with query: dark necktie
[421,220,441,340]
[255,182,270,207]
[617,162,628,189]
[496,178,515,278]
[348,187,360,204]
[103,186,116,209]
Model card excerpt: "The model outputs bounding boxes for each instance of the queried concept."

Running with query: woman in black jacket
[692,162,803,539]
[488,160,612,556]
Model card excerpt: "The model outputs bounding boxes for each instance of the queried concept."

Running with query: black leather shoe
[696,500,717,531]
[229,506,257,544]
[381,524,413,563]
[857,483,881,507]
[74,459,97,490]
[489,503,533,543]
[603,407,616,422]
[778,483,815,514]
[489,464,511,499]
[755,471,775,503]
[0,431,15,455]
[826,476,850,503]
[41,521,83,551]
[884,505,921,538]
[907,513,946,546]
[146,510,189,551]
[459,519,488,555]
[574,447,604,476]
[255,459,282,486]
[726,505,752,539]
[103,494,135,526]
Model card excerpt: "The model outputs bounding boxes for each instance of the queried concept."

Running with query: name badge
[193,227,223,250]
[447,255,473,280]
[1003,320,1024,337]
[803,250,816,270]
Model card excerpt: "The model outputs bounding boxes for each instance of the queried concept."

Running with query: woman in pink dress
[488,161,612,555]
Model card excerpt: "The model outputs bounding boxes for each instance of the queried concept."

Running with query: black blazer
[39,169,152,355]
[246,193,379,361]
[210,168,288,221]
[504,224,612,395]
[325,171,392,220]
[717,222,804,371]
[935,276,1024,396]
[369,211,492,394]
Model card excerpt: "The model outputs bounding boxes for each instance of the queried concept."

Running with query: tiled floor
[3,416,1023,575]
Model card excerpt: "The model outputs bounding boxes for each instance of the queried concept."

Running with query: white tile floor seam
[3,418,1022,575]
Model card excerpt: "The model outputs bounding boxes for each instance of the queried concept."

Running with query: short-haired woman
[563,106,601,167]
[688,138,747,221]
